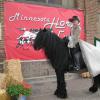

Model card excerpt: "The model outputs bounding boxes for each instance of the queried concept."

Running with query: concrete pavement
[25,73,100,100]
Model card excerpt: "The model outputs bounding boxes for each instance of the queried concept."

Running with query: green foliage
[21,87,32,96]
[6,84,32,96]
[6,84,23,96]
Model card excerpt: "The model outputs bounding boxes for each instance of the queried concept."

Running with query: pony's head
[33,28,49,50]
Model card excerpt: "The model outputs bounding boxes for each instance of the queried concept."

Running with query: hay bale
[3,59,23,82]
[0,89,11,100]
[0,73,6,89]
[80,72,91,78]
[2,74,20,88]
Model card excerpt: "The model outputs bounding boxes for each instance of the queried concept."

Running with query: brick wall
[74,0,100,44]
[0,0,5,62]
[95,1,100,41]
[85,0,100,44]
[0,0,15,63]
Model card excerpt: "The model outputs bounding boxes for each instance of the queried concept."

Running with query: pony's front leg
[54,69,67,98]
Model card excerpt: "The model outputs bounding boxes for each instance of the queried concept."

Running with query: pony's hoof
[54,89,58,95]
[54,89,68,98]
[56,93,67,99]
[89,86,98,93]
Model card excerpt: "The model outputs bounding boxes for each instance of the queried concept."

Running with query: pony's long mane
[36,29,69,70]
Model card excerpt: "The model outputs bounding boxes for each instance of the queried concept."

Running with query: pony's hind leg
[54,69,67,98]
[89,75,100,93]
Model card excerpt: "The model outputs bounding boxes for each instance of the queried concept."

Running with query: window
[97,14,100,34]
[23,0,46,3]
[16,0,76,8]
[48,0,62,5]
[62,0,75,8]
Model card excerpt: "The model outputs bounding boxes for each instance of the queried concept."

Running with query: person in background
[68,16,81,71]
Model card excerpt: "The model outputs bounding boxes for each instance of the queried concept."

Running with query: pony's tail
[93,74,100,86]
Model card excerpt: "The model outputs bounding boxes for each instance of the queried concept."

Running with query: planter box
[18,95,27,100]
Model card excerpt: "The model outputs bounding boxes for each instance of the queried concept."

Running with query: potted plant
[6,81,32,100]
[19,81,32,100]
[6,84,23,100]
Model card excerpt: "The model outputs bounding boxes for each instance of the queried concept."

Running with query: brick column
[84,0,99,44]
[0,0,15,62]
[0,0,5,62]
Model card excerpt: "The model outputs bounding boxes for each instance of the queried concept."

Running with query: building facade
[0,0,100,77]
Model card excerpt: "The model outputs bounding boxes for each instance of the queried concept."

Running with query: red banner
[4,2,85,60]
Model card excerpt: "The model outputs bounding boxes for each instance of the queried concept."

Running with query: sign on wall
[4,2,85,60]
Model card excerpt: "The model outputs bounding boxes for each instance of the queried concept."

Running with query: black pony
[33,28,100,98]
